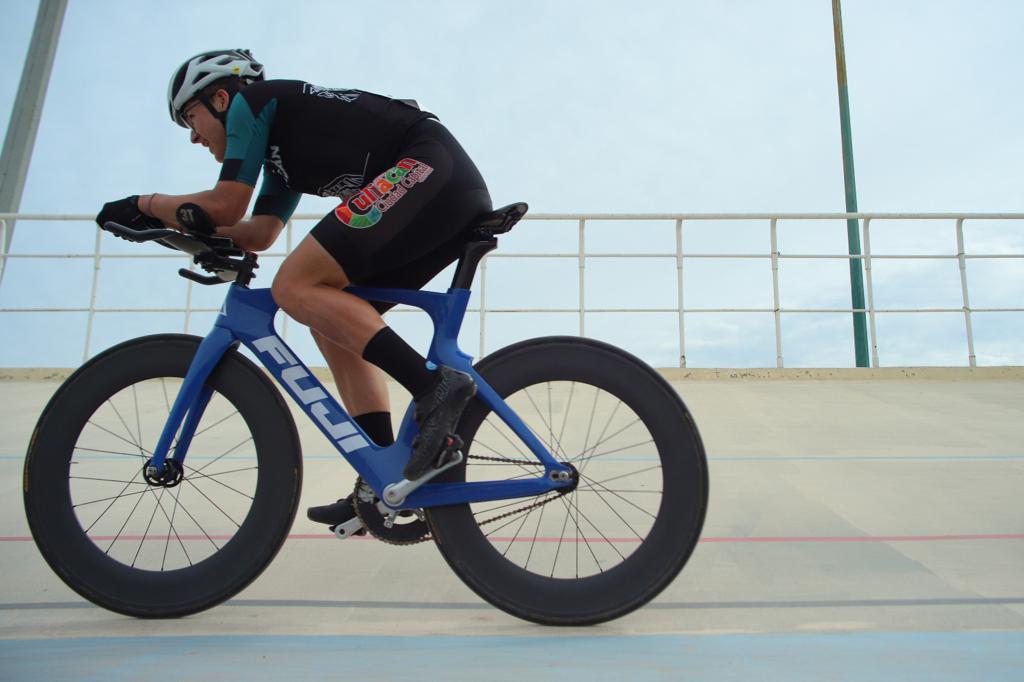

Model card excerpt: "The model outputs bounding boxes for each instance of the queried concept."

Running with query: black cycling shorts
[310,119,492,310]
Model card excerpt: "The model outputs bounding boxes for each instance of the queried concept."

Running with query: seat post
[451,239,497,290]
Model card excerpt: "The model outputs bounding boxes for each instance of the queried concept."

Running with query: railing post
[578,218,586,337]
[956,218,978,367]
[82,225,103,362]
[675,218,686,368]
[0,219,7,285]
[770,218,784,367]
[478,255,488,359]
[862,218,880,367]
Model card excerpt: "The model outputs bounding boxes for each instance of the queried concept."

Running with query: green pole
[832,0,870,367]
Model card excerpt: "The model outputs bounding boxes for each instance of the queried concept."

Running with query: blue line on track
[1,632,1022,681]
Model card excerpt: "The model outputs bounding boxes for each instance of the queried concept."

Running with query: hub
[143,458,184,488]
[552,463,580,495]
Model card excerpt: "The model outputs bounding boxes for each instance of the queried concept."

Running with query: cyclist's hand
[95,196,164,231]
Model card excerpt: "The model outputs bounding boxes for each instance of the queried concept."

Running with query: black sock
[362,327,437,399]
[353,412,394,447]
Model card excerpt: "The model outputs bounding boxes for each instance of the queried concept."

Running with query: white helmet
[168,49,264,127]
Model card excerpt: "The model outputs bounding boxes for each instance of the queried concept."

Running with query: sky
[1,0,1022,369]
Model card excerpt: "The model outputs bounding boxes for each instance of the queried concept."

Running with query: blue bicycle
[23,203,708,625]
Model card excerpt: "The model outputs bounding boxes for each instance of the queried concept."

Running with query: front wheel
[427,337,708,625]
[23,334,303,617]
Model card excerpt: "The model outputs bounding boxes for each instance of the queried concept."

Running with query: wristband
[175,202,215,235]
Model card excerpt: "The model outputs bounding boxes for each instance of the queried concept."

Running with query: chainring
[352,478,431,545]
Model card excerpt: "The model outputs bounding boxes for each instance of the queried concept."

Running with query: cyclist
[94,49,491,531]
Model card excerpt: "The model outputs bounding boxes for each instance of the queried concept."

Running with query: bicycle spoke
[190,409,241,440]
[546,383,554,458]
[575,487,661,494]
[560,493,626,563]
[183,464,256,500]
[74,384,257,568]
[70,475,149,486]
[522,386,569,461]
[469,437,539,474]
[482,495,556,538]
[75,487,151,510]
[581,385,601,465]
[165,490,222,551]
[556,381,576,457]
[161,483,192,569]
[188,464,258,478]
[575,475,648,540]
[557,492,602,575]
[161,377,172,413]
[523,497,548,571]
[73,445,148,459]
[574,405,629,475]
[105,398,142,457]
[85,420,153,458]
[104,479,150,555]
[471,434,544,480]
[575,489,581,577]
[478,418,532,461]
[464,379,666,580]
[132,487,166,567]
[585,464,662,489]
[501,503,540,558]
[472,494,543,518]
[574,438,655,462]
[577,474,660,519]
[133,383,143,461]
[190,436,254,476]
[550,495,574,577]
[183,477,244,528]
[80,468,148,534]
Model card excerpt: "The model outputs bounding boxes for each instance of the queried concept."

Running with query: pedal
[436,434,464,467]
[332,516,366,540]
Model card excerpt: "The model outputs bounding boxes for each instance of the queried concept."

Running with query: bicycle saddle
[470,202,528,239]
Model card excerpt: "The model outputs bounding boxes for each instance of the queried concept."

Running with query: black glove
[95,196,164,231]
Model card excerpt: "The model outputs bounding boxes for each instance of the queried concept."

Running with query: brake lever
[178,268,235,285]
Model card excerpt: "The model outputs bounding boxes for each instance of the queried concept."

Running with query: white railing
[2,213,1022,367]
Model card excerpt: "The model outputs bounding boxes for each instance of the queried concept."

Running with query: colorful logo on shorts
[334,158,434,228]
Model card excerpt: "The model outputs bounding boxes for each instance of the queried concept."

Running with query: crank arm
[382,450,464,507]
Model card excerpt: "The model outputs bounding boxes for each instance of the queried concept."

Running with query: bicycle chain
[357,454,560,546]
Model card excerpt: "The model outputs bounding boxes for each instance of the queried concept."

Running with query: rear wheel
[23,334,302,617]
[427,337,708,625]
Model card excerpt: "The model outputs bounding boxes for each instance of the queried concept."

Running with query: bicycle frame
[146,282,574,509]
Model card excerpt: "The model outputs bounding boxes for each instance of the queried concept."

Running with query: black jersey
[219,79,435,222]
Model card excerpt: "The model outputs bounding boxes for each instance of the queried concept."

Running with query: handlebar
[102,221,245,257]
[101,220,256,286]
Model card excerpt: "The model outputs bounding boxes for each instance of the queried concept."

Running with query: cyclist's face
[182,91,228,163]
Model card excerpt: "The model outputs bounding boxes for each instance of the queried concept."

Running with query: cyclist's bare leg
[311,329,391,416]
[272,236,384,353]
[275,234,476,482]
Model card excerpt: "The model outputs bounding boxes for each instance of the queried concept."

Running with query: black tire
[23,334,302,617]
[427,337,708,625]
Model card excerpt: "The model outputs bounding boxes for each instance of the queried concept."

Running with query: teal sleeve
[253,170,302,223]
[218,94,277,187]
